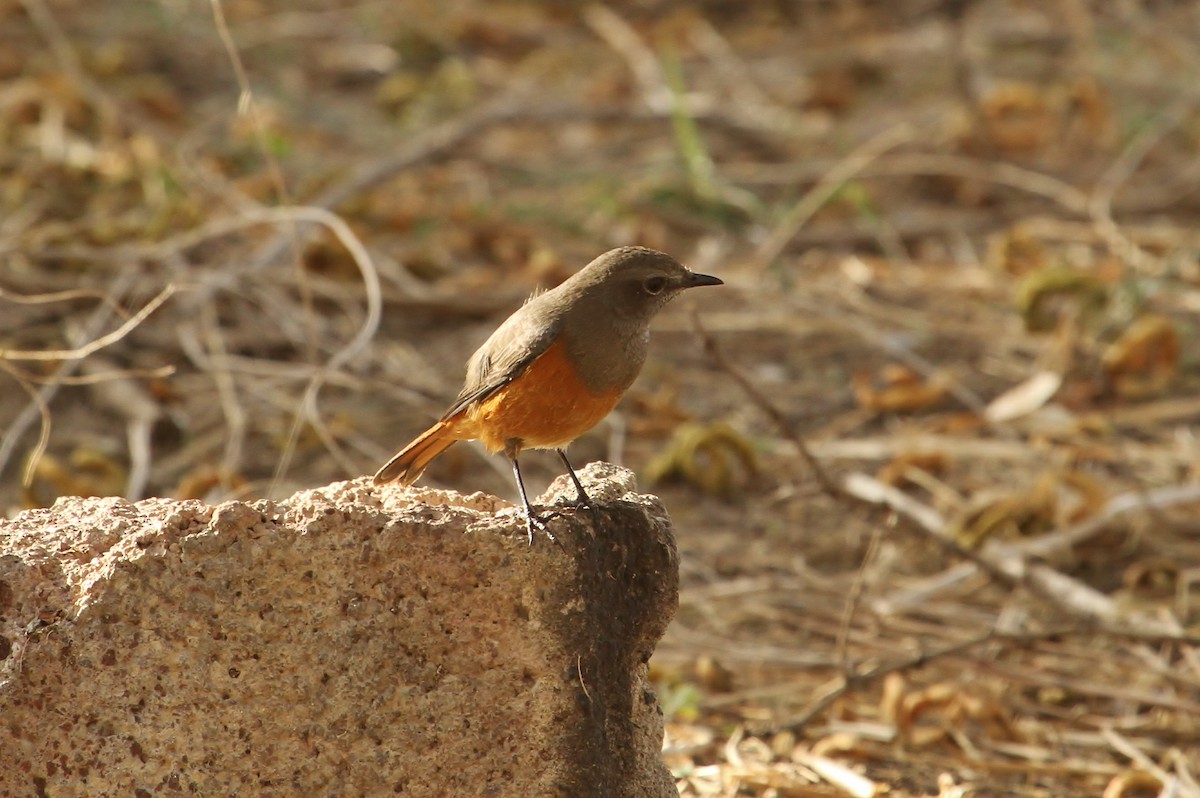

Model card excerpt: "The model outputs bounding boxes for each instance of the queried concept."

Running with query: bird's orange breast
[456,337,624,455]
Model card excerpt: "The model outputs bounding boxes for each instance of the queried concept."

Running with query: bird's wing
[439,302,564,421]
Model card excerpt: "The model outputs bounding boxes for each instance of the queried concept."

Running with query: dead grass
[2,1,1200,795]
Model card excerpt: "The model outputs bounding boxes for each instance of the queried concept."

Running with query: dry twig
[0,274,152,484]
[690,308,841,497]
[0,284,179,362]
[753,122,917,270]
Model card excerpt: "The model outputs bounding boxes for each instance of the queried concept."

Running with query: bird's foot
[522,508,557,545]
[555,453,595,513]
[554,490,594,512]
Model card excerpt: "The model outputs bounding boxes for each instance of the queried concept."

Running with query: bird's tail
[373,420,460,486]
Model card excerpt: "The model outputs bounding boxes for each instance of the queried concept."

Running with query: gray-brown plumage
[373,246,723,540]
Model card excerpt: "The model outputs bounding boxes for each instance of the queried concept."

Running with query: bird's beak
[685,271,724,288]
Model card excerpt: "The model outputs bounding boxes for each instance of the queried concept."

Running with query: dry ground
[2,1,1200,796]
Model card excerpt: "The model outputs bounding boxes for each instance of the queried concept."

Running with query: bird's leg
[510,455,554,544]
[556,449,593,509]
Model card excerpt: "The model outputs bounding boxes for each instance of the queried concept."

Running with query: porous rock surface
[0,463,679,797]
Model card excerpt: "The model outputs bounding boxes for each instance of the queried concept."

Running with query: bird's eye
[643,275,668,295]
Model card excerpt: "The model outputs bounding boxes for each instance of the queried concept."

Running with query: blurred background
[3,1,1200,794]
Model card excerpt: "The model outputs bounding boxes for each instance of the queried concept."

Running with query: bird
[373,246,723,541]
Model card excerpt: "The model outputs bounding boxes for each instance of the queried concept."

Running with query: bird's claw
[523,510,556,545]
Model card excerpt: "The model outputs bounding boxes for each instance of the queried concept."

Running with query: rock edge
[0,462,679,798]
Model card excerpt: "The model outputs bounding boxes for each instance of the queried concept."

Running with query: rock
[0,462,679,797]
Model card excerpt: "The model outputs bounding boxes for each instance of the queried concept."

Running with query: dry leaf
[174,467,247,502]
[853,365,949,413]
[810,732,865,758]
[792,749,879,798]
[880,672,907,729]
[21,448,127,508]
[877,451,950,488]
[1121,557,1181,598]
[644,422,758,498]
[900,682,959,731]
[1102,769,1163,798]
[932,772,974,798]
[1102,314,1179,399]
[948,475,1058,548]
[986,228,1050,277]
[984,371,1063,423]
[1015,266,1109,332]
[980,82,1056,154]
[693,655,735,693]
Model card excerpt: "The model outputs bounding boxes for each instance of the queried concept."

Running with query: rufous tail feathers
[373,420,459,486]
